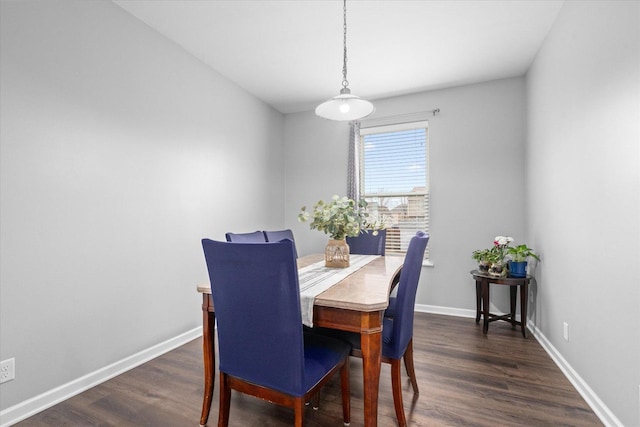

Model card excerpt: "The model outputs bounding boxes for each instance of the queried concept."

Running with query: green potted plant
[299,195,381,268]
[507,244,540,278]
[472,236,513,277]
[472,249,492,273]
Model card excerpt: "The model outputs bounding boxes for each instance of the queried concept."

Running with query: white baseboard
[415,301,512,320]
[0,327,202,427]
[415,303,476,318]
[527,321,623,427]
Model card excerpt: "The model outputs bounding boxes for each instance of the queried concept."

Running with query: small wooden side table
[470,270,531,338]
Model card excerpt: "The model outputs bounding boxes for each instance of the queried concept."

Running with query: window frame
[358,120,430,259]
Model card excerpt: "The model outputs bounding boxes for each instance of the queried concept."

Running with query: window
[358,121,429,257]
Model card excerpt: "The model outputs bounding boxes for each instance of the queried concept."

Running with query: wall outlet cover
[0,358,15,383]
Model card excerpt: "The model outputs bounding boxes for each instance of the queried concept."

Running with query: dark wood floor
[17,313,602,426]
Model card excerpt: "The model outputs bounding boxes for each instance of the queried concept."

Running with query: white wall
[0,0,283,415]
[526,1,640,425]
[284,77,527,313]
[283,113,351,255]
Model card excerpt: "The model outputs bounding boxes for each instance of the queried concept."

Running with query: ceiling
[113,0,564,115]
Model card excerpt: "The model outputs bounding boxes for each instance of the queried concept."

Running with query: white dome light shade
[315,92,376,121]
[315,0,374,121]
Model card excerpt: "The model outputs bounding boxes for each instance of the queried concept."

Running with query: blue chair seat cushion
[301,332,352,395]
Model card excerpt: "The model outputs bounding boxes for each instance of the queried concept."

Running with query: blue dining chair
[346,229,387,256]
[264,229,298,258]
[201,239,352,427]
[224,230,266,243]
[314,231,429,427]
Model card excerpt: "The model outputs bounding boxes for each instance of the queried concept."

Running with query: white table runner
[298,254,379,327]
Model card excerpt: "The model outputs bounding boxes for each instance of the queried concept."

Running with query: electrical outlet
[563,322,569,341]
[0,358,15,383]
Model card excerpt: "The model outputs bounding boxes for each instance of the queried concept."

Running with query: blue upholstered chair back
[386,231,429,359]
[264,229,298,258]
[201,239,306,395]
[224,231,266,243]
[346,229,387,256]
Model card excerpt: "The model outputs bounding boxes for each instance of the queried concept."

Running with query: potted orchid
[488,236,513,277]
[299,195,381,268]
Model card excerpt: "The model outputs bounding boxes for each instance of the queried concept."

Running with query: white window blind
[359,120,429,257]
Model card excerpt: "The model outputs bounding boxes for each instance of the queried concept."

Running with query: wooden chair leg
[340,361,351,425]
[390,358,407,427]
[293,397,305,427]
[218,373,231,427]
[403,339,419,394]
[311,391,320,410]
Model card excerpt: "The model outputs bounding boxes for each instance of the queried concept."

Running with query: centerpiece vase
[325,239,350,268]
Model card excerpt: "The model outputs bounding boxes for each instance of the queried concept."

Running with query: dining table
[196,252,405,427]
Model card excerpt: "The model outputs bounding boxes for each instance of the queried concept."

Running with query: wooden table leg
[481,280,490,334]
[200,294,216,427]
[475,280,482,323]
[509,285,517,328]
[360,328,382,427]
[520,283,528,338]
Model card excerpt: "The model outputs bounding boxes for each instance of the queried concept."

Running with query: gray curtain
[347,121,360,200]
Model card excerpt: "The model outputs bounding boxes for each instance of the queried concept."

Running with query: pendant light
[315,0,375,121]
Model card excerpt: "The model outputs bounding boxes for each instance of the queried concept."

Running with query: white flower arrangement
[494,235,514,246]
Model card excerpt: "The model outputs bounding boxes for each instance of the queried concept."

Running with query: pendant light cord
[342,0,349,90]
